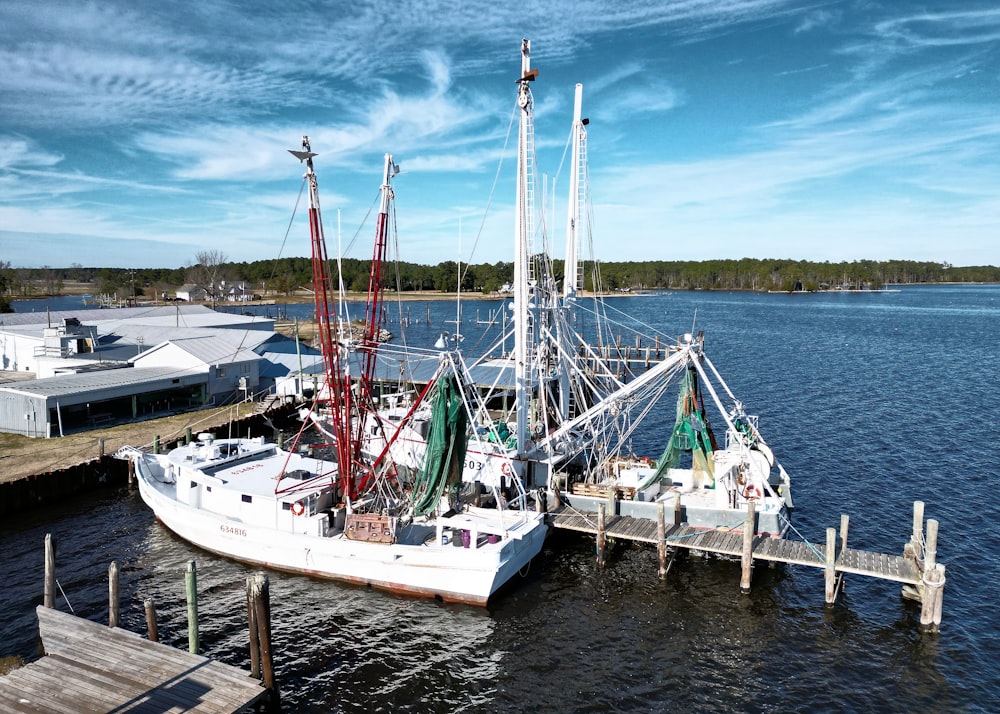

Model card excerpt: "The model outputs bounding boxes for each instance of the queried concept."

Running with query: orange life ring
[291,501,305,516]
[742,483,762,501]
[501,462,513,476]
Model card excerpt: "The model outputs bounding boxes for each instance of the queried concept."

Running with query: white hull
[130,438,547,606]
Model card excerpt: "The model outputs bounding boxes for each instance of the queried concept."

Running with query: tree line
[3,257,999,309]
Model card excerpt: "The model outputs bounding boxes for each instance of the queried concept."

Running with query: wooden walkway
[0,606,267,714]
[548,505,921,585]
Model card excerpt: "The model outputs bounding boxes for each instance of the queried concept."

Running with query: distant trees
[2,258,998,302]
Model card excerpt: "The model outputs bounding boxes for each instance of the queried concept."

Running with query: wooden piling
[44,533,55,609]
[153,435,160,454]
[932,564,946,630]
[108,561,119,628]
[740,499,755,593]
[606,477,617,516]
[839,514,850,553]
[185,426,193,444]
[144,598,159,642]
[185,560,199,654]
[924,518,938,571]
[824,528,837,604]
[673,492,682,527]
[251,573,279,706]
[656,502,667,579]
[596,502,607,568]
[246,576,261,679]
[98,438,105,458]
[911,501,925,561]
[920,563,946,632]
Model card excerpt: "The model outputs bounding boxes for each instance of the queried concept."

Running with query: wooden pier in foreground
[547,498,946,632]
[0,606,267,713]
[0,535,279,713]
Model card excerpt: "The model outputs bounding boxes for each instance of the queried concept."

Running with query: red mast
[290,137,355,500]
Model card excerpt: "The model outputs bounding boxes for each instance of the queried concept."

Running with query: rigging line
[777,511,826,562]
[268,176,308,288]
[56,578,75,614]
[460,101,518,283]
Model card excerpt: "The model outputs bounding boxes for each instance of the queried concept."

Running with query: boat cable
[56,579,75,614]
[776,511,825,562]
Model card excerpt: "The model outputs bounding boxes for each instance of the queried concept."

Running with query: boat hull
[136,464,547,606]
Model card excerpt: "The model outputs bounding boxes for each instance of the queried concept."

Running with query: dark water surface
[3,285,999,712]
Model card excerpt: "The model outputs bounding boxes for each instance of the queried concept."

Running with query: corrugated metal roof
[0,304,215,326]
[134,336,262,366]
[0,366,204,398]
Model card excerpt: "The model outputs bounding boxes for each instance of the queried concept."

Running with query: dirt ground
[0,402,277,484]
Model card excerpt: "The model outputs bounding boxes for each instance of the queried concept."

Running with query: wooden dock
[0,606,267,713]
[547,498,944,630]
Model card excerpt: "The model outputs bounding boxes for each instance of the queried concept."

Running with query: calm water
[3,285,999,712]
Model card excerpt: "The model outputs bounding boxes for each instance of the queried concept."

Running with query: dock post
[185,426,193,444]
[920,563,946,632]
[153,435,160,455]
[98,438,105,458]
[607,477,617,516]
[740,499,756,593]
[596,502,607,568]
[673,492,682,527]
[657,502,668,579]
[44,533,55,609]
[932,564,946,630]
[144,598,159,642]
[824,528,837,604]
[839,514,850,553]
[910,501,925,561]
[924,519,938,572]
[251,573,280,708]
[185,560,199,654]
[108,561,119,628]
[246,576,261,679]
[552,484,561,510]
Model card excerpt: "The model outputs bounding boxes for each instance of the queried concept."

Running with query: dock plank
[0,607,268,713]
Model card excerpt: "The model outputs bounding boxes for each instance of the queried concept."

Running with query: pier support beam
[44,534,55,609]
[657,502,667,579]
[920,564,946,632]
[185,560,199,654]
[108,561,119,628]
[596,502,607,568]
[824,528,838,604]
[249,573,279,708]
[740,499,756,593]
[144,598,159,642]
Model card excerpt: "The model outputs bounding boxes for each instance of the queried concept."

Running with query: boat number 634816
[220,524,247,537]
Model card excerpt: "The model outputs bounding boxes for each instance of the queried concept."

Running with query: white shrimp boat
[119,433,545,605]
[117,132,547,606]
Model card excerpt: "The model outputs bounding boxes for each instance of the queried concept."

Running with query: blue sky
[1,1,998,270]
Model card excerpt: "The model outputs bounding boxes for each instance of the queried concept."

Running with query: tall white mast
[563,83,585,300]
[514,38,537,458]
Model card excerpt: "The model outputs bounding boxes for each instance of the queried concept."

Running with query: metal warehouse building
[0,366,208,438]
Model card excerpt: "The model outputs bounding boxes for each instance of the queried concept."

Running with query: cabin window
[172,378,180,384]
[206,486,212,492]
[241,494,252,503]
[190,481,198,488]
[281,502,290,511]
